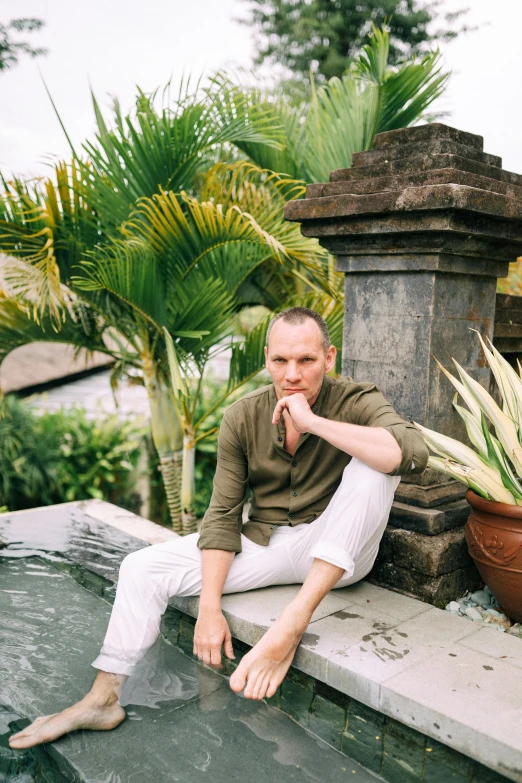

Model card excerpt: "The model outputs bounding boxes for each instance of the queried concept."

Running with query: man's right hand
[194,609,235,667]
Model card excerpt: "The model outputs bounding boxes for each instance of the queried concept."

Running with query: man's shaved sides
[266,307,330,353]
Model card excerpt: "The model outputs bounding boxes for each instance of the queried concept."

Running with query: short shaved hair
[266,307,330,353]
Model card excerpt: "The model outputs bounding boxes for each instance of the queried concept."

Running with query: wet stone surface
[0,557,379,783]
[0,506,146,583]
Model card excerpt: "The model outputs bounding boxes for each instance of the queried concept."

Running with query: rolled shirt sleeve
[197,409,248,553]
[348,384,429,477]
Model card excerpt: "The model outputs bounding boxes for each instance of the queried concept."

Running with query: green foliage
[0,14,46,72]
[240,0,470,81]
[0,395,146,512]
[232,28,449,184]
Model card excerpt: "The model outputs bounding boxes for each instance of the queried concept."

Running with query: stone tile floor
[1,501,521,782]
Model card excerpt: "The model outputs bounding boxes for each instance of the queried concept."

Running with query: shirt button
[292,490,297,496]
[289,513,295,519]
[292,460,297,467]
[277,436,283,442]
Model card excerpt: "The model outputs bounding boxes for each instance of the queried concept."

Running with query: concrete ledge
[1,502,520,782]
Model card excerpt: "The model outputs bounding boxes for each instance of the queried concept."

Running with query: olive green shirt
[197,375,429,553]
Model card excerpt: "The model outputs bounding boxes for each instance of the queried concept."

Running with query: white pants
[92,457,401,676]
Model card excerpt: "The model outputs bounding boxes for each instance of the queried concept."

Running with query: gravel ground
[445,586,522,637]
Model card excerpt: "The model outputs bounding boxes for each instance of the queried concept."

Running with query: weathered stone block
[380,750,423,783]
[469,760,515,783]
[78,569,108,597]
[388,498,469,536]
[424,756,469,782]
[102,583,116,604]
[280,668,314,728]
[372,123,484,151]
[309,694,346,748]
[313,167,522,200]
[385,716,427,749]
[348,697,386,728]
[394,479,466,508]
[176,615,197,658]
[425,737,471,776]
[161,606,182,646]
[342,701,385,773]
[352,139,501,169]
[381,719,426,781]
[341,730,383,773]
[380,526,472,577]
[314,679,350,709]
[368,561,481,607]
[264,685,282,709]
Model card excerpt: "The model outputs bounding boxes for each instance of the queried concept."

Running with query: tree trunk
[181,430,197,535]
[143,364,184,533]
[159,451,183,533]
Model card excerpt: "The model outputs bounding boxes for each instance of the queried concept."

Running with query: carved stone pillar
[285,123,522,605]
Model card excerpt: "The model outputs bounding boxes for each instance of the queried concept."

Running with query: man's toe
[229,667,247,693]
[266,680,278,699]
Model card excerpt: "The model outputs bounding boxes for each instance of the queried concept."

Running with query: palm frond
[126,186,287,282]
[232,27,450,185]
[227,313,271,392]
[375,51,449,133]
[73,240,168,332]
[0,161,101,330]
[79,80,285,226]
[0,292,108,365]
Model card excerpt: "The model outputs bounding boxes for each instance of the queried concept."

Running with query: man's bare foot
[229,605,309,700]
[8,692,125,749]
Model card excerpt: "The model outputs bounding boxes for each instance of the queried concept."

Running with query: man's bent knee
[118,547,156,583]
[342,457,401,488]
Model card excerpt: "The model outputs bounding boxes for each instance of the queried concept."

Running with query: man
[10,307,428,749]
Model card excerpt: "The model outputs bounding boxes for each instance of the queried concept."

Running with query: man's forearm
[199,549,235,612]
[307,415,402,474]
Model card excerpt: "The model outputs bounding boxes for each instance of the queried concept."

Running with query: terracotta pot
[465,489,522,622]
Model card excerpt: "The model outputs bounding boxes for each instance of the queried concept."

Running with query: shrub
[0,395,146,512]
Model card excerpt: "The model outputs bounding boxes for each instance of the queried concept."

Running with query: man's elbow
[386,444,403,474]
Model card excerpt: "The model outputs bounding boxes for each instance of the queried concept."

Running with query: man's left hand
[272,393,316,433]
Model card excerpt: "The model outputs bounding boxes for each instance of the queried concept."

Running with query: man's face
[264,318,337,405]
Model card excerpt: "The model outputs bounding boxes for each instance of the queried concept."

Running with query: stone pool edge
[3,500,518,783]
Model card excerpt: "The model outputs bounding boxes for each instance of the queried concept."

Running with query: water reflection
[119,641,200,708]
[0,506,145,582]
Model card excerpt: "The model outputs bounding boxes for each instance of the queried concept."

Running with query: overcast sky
[1,0,521,179]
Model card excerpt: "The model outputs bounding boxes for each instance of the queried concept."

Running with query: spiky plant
[414,331,522,505]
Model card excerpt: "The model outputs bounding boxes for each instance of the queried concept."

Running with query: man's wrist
[306,412,322,436]
[198,598,222,614]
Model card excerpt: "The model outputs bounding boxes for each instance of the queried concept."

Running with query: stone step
[286,183,522,224]
[352,140,502,170]
[307,167,522,201]
[372,123,485,152]
[328,153,522,187]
